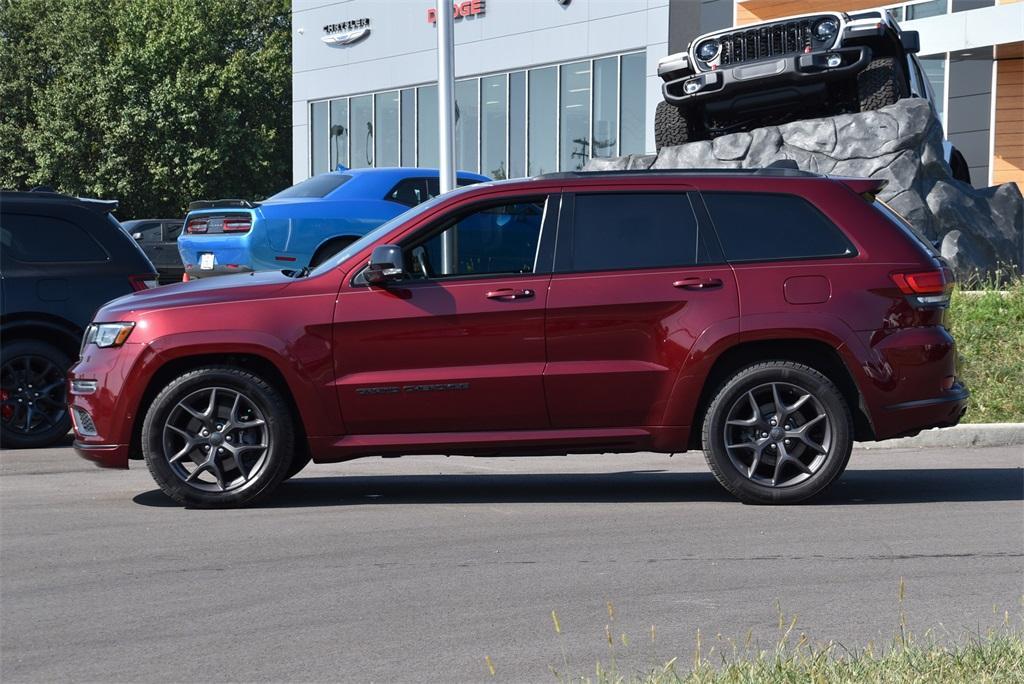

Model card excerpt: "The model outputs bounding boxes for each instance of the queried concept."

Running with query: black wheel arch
[1,315,83,360]
[131,353,310,464]
[687,339,875,450]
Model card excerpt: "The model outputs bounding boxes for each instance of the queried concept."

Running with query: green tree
[0,0,291,218]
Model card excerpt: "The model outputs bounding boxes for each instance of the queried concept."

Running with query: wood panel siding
[993,42,1023,189]
[736,0,883,25]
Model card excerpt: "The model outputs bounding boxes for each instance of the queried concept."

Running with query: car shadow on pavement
[132,467,1023,508]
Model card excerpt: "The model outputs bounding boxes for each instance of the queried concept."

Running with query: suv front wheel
[142,367,295,508]
[702,361,853,504]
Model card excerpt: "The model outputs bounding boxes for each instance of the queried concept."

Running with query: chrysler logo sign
[322,18,370,46]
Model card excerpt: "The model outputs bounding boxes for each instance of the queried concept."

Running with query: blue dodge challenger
[178,167,489,278]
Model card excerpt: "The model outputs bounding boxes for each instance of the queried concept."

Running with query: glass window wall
[375,91,400,168]
[350,95,374,169]
[329,99,348,170]
[310,101,328,175]
[560,61,591,172]
[528,66,558,175]
[309,50,646,178]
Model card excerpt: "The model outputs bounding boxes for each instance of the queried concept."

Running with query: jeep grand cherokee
[69,168,968,507]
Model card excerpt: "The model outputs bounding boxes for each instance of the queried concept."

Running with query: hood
[96,270,295,321]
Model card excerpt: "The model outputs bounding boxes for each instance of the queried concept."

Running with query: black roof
[0,189,119,214]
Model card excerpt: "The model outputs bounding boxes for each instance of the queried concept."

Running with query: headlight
[696,39,720,62]
[82,322,136,350]
[813,18,839,41]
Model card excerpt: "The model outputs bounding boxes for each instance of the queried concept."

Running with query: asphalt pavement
[1,441,1021,682]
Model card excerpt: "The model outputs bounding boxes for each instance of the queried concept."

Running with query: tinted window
[407,199,545,280]
[570,193,701,271]
[268,173,351,200]
[703,192,855,262]
[386,178,429,207]
[1,212,107,262]
[388,177,483,208]
[129,221,162,244]
[165,222,184,240]
[424,177,483,199]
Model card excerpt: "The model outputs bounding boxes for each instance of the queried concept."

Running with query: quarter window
[702,192,855,262]
[569,193,702,271]
[406,199,546,280]
[1,212,107,262]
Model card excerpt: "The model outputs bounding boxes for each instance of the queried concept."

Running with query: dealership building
[291,0,1023,190]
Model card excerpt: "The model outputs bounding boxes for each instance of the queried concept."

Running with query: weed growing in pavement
[507,582,1024,683]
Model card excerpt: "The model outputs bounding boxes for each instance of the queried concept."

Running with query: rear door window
[702,192,855,262]
[565,193,703,272]
[0,212,108,262]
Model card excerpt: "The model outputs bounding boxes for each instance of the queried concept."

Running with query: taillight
[890,268,952,307]
[186,218,208,233]
[222,218,252,233]
[128,275,157,291]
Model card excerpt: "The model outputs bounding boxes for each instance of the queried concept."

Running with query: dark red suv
[69,169,968,507]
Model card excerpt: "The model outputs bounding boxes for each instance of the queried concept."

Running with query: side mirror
[132,232,143,241]
[901,31,920,54]
[364,244,406,286]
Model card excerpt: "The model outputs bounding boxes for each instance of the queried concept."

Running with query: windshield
[308,188,472,277]
[267,173,351,200]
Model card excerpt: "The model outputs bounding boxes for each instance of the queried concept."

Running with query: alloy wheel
[722,382,832,488]
[162,387,270,492]
[0,355,67,435]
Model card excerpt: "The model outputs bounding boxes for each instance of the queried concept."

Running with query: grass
[947,276,1024,423]
[534,589,1024,684]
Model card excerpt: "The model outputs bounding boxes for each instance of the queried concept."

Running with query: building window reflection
[310,50,646,178]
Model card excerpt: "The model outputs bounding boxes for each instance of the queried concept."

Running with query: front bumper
[662,46,872,108]
[68,344,149,469]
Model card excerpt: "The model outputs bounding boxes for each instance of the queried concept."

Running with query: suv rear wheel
[702,361,853,504]
[0,339,72,449]
[141,367,295,508]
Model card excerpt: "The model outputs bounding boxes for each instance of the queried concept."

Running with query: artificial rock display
[587,98,1023,280]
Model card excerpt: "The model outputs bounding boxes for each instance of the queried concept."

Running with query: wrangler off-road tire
[655,101,695,149]
[856,57,909,112]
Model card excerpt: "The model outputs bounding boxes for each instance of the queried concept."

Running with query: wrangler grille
[717,19,819,67]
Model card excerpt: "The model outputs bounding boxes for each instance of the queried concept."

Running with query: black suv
[1,190,158,448]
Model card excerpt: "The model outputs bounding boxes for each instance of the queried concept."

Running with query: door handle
[486,288,534,300]
[673,277,723,291]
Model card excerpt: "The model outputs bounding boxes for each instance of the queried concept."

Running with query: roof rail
[537,163,819,180]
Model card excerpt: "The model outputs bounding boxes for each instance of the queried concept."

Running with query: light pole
[437,0,456,274]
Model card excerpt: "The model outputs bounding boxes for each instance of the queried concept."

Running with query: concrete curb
[859,423,1024,449]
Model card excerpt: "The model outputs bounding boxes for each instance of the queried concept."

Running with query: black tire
[283,452,311,481]
[655,101,694,149]
[856,57,909,112]
[0,339,72,449]
[701,361,853,505]
[141,366,295,508]
[309,236,357,268]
